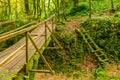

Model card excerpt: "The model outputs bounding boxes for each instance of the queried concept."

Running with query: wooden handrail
[0,15,34,25]
[0,15,55,42]
[0,21,37,37]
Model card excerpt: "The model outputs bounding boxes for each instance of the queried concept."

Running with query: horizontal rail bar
[0,21,37,37]
[0,31,45,66]
[29,69,51,73]
[0,15,34,25]
[0,15,55,42]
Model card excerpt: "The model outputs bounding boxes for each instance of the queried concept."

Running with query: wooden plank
[0,18,54,80]
[0,22,46,66]
[0,22,47,64]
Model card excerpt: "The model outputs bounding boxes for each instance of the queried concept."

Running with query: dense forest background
[0,0,119,21]
[0,0,120,80]
[0,0,79,20]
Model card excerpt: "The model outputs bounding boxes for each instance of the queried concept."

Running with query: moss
[80,16,120,62]
[73,73,81,79]
[29,52,40,80]
[13,37,52,80]
[15,71,25,80]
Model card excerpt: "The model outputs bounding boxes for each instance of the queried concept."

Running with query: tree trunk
[73,0,78,6]
[15,0,18,18]
[33,0,36,15]
[111,0,114,9]
[24,0,29,15]
[8,0,11,19]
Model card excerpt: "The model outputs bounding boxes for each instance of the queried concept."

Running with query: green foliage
[69,2,89,16]
[115,3,120,11]
[7,74,17,80]
[12,52,40,80]
[0,70,9,78]
[94,65,110,80]
[0,18,36,50]
[73,73,81,79]
[0,69,17,80]
[80,15,120,62]
[14,71,25,80]
[65,2,89,17]
[91,0,110,14]
[42,29,84,74]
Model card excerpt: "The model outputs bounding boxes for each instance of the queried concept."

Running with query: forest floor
[34,53,120,80]
[34,53,97,80]
[34,12,120,80]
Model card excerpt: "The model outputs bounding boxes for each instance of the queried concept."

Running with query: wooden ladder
[76,28,109,63]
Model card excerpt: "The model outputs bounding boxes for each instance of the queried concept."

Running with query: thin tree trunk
[48,0,50,10]
[37,0,40,16]
[15,0,18,19]
[111,0,114,9]
[61,0,66,20]
[73,0,78,7]
[8,0,11,19]
[33,0,36,15]
[24,0,29,15]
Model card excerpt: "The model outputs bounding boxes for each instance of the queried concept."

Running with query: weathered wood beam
[0,15,55,42]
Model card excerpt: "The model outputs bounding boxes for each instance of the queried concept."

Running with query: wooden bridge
[0,15,62,80]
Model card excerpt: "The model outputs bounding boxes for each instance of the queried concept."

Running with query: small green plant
[69,2,89,16]
[73,72,81,79]
[0,70,9,78]
[94,65,111,80]
[80,16,120,62]
[0,70,16,80]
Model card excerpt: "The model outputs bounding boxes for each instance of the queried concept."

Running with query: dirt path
[34,16,93,80]
[34,72,93,80]
[63,16,88,34]
[35,51,120,80]
[34,73,70,80]
[34,12,116,80]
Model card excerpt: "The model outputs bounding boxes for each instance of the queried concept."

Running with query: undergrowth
[43,30,84,73]
[80,15,120,62]
[42,11,120,79]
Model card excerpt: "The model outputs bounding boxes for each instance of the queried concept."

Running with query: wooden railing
[0,14,63,79]
[0,15,34,25]
[0,15,37,51]
[0,15,54,42]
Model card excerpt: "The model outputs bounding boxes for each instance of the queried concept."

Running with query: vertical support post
[52,19,54,34]
[45,22,47,47]
[13,22,17,43]
[46,24,63,49]
[89,0,91,18]
[51,19,54,46]
[27,33,55,75]
[25,32,29,77]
